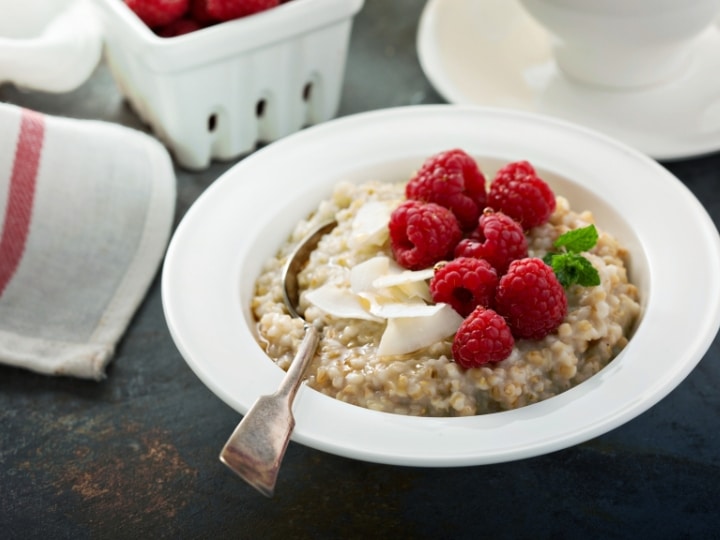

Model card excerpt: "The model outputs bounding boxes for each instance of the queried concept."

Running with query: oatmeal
[251,175,640,417]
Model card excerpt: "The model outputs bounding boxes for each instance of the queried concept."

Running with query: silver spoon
[219,220,337,497]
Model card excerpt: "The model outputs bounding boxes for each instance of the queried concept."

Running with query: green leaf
[544,252,601,288]
[553,224,598,253]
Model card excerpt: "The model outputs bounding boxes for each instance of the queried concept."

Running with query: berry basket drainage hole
[207,112,218,132]
[255,98,267,118]
[302,82,313,102]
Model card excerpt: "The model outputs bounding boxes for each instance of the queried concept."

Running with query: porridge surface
[251,180,640,417]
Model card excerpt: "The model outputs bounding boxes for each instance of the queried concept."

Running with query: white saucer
[417,0,720,160]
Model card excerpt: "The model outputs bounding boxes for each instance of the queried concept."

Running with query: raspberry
[126,0,189,28]
[495,258,567,340]
[454,210,528,274]
[157,17,203,36]
[204,0,279,20]
[388,200,462,270]
[189,0,217,23]
[487,161,556,229]
[406,149,487,231]
[430,257,498,317]
[452,307,515,368]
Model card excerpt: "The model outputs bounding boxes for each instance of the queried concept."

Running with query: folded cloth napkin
[0,102,176,380]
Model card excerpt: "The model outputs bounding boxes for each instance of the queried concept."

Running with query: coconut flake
[378,304,464,356]
[373,267,433,302]
[372,267,434,289]
[348,200,396,248]
[306,252,459,354]
[350,256,390,294]
[364,296,442,319]
[305,284,383,322]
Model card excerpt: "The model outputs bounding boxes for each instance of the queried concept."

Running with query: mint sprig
[543,224,601,288]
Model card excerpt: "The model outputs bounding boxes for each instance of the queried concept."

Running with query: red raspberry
[204,0,279,20]
[126,0,189,28]
[495,258,567,340]
[406,149,487,231]
[189,0,217,23]
[388,200,462,270]
[452,307,515,368]
[430,258,498,317]
[157,17,203,36]
[487,161,556,229]
[454,210,528,274]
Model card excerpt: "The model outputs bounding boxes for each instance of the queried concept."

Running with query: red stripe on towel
[0,109,45,298]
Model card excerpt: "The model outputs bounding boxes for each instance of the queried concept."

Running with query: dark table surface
[2,1,720,538]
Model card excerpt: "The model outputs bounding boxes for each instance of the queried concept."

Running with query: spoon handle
[276,323,319,401]
[219,324,320,497]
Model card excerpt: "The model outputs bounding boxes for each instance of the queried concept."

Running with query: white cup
[518,0,720,89]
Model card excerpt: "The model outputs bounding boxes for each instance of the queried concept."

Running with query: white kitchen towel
[0,102,176,379]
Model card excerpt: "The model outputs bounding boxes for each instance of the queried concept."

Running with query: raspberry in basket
[157,17,202,37]
[430,257,498,317]
[406,149,487,231]
[204,0,280,21]
[389,200,462,270]
[189,0,216,23]
[452,306,515,368]
[454,209,528,274]
[126,0,189,28]
[495,257,567,340]
[488,160,556,229]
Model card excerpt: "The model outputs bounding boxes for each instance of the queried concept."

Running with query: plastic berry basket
[93,0,364,170]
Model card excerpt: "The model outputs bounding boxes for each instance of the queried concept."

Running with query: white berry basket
[93,0,364,170]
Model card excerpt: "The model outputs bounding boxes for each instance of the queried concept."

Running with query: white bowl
[162,105,720,466]
[93,0,364,170]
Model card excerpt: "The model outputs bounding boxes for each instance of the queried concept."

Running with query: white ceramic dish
[162,105,720,467]
[416,0,720,160]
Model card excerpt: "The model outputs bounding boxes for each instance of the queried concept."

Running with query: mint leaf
[553,224,598,253]
[544,224,601,288]
[544,252,601,288]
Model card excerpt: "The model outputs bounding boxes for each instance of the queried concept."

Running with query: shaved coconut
[373,268,434,302]
[372,280,430,304]
[372,267,434,288]
[305,284,383,322]
[368,299,444,319]
[350,256,390,294]
[349,200,396,248]
[378,304,464,356]
[397,281,432,302]
[356,293,430,316]
[307,252,457,352]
